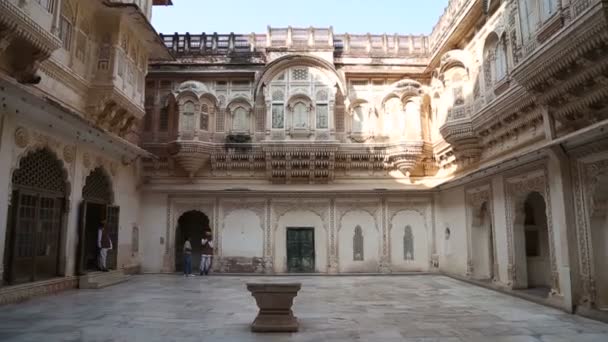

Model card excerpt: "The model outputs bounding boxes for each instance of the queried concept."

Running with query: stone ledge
[0,277,78,306]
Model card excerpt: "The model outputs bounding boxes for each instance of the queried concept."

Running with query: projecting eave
[101,1,175,61]
[153,0,173,5]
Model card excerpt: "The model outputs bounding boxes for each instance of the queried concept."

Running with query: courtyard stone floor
[0,275,608,342]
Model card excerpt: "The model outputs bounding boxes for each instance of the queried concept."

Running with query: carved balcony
[511,0,608,130]
[0,0,61,84]
[168,140,213,178]
[439,118,481,166]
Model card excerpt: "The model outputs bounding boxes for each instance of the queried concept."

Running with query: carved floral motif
[14,126,29,148]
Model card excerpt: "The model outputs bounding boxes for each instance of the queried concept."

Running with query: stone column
[328,198,338,274]
[380,197,391,273]
[62,145,82,277]
[547,146,578,312]
[0,112,14,284]
[263,198,273,273]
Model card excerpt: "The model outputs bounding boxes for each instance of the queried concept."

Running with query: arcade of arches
[1,0,608,327]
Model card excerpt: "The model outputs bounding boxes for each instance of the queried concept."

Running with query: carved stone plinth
[246,283,301,332]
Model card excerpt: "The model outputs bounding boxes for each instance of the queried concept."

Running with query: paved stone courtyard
[0,275,607,342]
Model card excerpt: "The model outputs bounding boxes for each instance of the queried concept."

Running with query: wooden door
[105,206,120,269]
[8,190,62,284]
[286,228,315,273]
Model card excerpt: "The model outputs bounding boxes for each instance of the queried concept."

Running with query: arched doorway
[471,202,494,280]
[77,167,117,274]
[590,173,608,309]
[517,191,551,295]
[174,211,210,272]
[4,148,68,285]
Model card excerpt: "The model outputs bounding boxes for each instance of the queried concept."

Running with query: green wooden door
[286,228,315,273]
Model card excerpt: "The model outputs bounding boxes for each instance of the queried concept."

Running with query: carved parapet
[0,0,61,83]
[168,141,212,178]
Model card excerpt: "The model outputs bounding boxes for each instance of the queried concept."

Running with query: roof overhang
[153,0,173,5]
[0,76,153,161]
[101,1,174,61]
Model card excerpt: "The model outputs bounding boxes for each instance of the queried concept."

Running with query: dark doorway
[175,211,210,272]
[4,149,67,285]
[77,168,117,275]
[521,191,551,297]
[81,202,105,271]
[286,227,315,273]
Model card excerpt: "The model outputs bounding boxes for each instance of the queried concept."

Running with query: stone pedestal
[246,283,302,332]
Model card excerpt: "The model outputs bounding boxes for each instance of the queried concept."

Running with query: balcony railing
[160,27,430,57]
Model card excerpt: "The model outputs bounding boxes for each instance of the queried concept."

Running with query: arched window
[353,226,364,261]
[483,34,499,89]
[541,0,558,22]
[352,106,365,133]
[494,37,508,81]
[404,225,414,260]
[232,107,249,132]
[293,102,308,129]
[519,0,539,43]
[132,226,139,253]
[271,90,284,129]
[35,0,55,12]
[59,2,74,51]
[316,89,329,129]
[200,103,209,131]
[180,101,196,132]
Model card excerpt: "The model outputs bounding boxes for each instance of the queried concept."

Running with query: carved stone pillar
[379,197,391,273]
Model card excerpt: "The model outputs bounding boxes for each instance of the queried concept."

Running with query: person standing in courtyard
[200,231,213,276]
[183,236,193,277]
[97,221,112,272]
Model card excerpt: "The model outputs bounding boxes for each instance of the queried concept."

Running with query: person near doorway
[97,221,113,272]
[200,231,213,276]
[183,236,193,277]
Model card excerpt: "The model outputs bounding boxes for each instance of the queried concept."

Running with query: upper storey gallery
[141,0,607,182]
[0,0,172,143]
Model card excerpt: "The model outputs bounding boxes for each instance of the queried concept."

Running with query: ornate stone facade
[2,0,608,320]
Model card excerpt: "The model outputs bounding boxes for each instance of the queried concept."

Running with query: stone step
[79,270,130,289]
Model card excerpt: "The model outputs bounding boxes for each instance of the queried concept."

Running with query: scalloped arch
[254,54,347,99]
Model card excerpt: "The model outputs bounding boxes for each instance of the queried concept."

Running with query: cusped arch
[287,93,314,109]
[483,32,501,56]
[347,98,370,114]
[382,79,424,106]
[82,166,114,204]
[439,49,472,75]
[254,54,347,99]
[338,207,379,232]
[12,147,70,196]
[176,80,211,94]
[227,96,253,112]
[174,90,200,104]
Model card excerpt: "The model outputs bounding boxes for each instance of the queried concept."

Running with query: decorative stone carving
[83,153,91,168]
[504,167,558,292]
[14,126,29,148]
[572,156,608,306]
[62,145,76,164]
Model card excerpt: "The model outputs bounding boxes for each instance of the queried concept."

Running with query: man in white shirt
[183,237,193,276]
[200,231,214,275]
[97,221,113,272]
